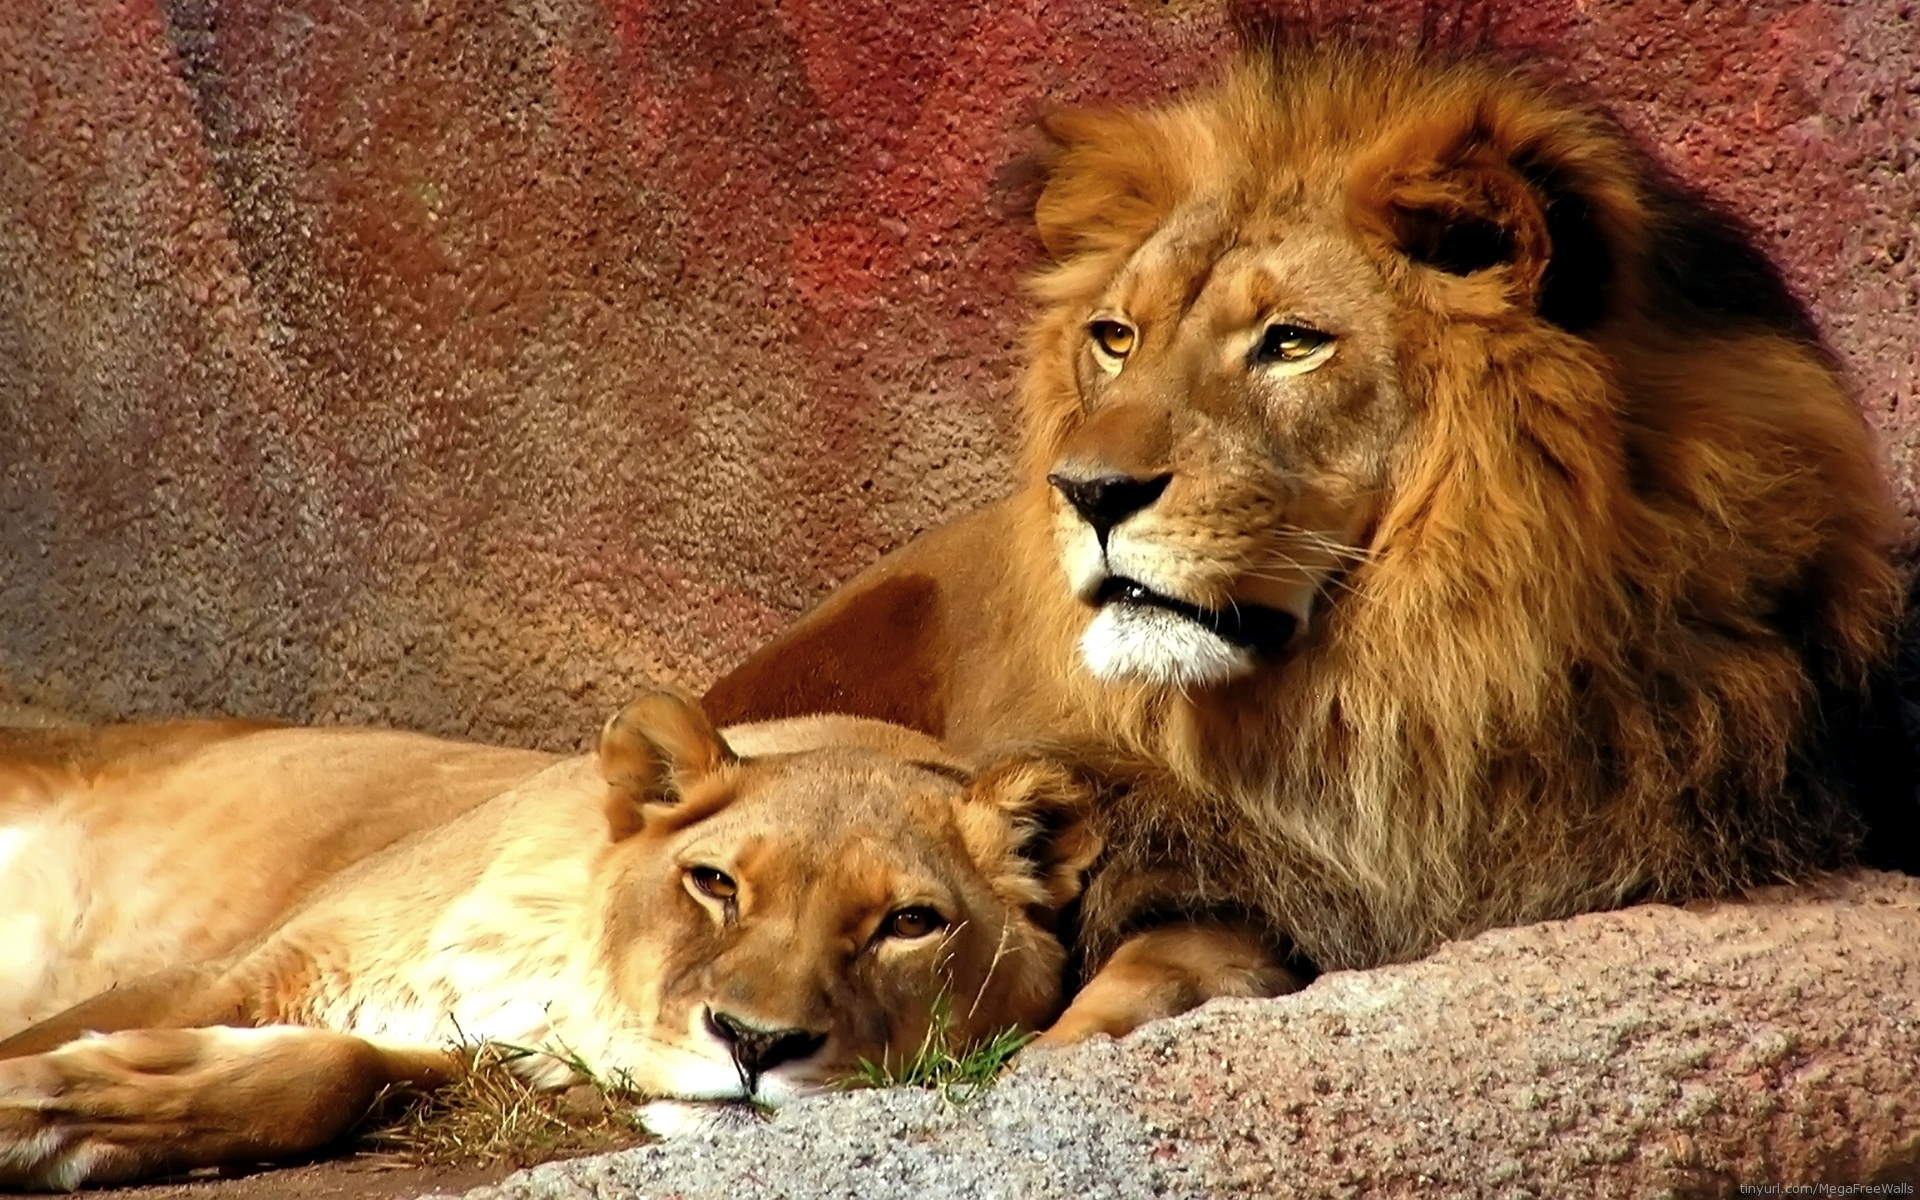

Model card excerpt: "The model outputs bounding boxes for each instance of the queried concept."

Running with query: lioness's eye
[883,906,947,940]
[688,866,737,900]
[1251,323,1332,365]
[1088,319,1135,359]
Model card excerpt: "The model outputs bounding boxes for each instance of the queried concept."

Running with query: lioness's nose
[705,1008,827,1078]
[1047,471,1172,540]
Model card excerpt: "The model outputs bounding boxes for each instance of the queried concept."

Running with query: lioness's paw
[0,1028,272,1190]
[0,1126,138,1194]
[0,1037,166,1191]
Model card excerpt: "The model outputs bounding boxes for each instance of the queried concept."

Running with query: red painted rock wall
[2,0,1916,746]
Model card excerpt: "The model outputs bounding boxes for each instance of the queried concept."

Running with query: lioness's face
[590,696,1093,1106]
[1035,206,1409,689]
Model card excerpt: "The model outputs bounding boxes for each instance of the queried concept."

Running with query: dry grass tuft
[355,1044,652,1170]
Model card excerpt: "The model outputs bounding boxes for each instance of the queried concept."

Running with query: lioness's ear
[598,688,738,840]
[961,756,1103,912]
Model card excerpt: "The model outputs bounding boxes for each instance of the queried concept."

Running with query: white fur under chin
[635,1099,768,1138]
[635,1068,817,1138]
[1079,603,1254,688]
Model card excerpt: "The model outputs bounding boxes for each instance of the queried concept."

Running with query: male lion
[705,48,1911,1040]
[0,692,1097,1189]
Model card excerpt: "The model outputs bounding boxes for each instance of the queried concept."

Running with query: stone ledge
[462,871,1920,1199]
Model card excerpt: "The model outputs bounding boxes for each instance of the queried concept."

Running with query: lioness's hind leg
[0,1026,458,1190]
[1034,923,1301,1046]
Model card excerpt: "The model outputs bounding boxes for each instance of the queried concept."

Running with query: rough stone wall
[2,0,1916,746]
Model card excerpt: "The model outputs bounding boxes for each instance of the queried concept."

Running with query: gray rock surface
[463,872,1920,1199]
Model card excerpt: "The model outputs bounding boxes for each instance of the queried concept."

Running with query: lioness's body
[707,47,1910,1031]
[0,722,557,1035]
[0,699,1096,1189]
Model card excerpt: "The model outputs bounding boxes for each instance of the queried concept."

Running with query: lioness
[706,47,1913,1040]
[0,691,1097,1189]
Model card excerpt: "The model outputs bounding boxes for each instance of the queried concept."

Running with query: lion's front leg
[1034,923,1302,1046]
[0,1026,459,1190]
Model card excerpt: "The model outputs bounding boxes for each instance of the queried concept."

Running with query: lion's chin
[1075,575,1300,689]
[1080,601,1258,688]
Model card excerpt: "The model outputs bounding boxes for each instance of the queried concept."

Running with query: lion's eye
[882,906,947,940]
[1251,323,1332,365]
[1088,319,1136,359]
[688,866,737,901]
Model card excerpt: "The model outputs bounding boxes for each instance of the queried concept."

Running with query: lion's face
[1034,206,1409,689]
[588,696,1095,1105]
[1017,53,1656,695]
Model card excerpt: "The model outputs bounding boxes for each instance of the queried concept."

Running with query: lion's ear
[1033,106,1193,265]
[1352,112,1639,332]
[1375,156,1552,288]
[961,756,1103,911]
[597,688,739,840]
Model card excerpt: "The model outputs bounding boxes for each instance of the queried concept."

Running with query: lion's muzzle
[1048,466,1306,688]
[1093,576,1297,657]
[1047,470,1171,545]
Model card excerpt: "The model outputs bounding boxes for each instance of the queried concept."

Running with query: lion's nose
[704,1008,828,1079]
[1047,471,1172,541]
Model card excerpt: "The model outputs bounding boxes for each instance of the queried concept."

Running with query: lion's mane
[1016,49,1905,969]
[706,48,1908,975]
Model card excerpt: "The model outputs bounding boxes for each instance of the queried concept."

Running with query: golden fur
[0,693,1097,1188]
[706,48,1904,1008]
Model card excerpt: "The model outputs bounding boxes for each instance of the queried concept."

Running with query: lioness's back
[0,723,557,1036]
